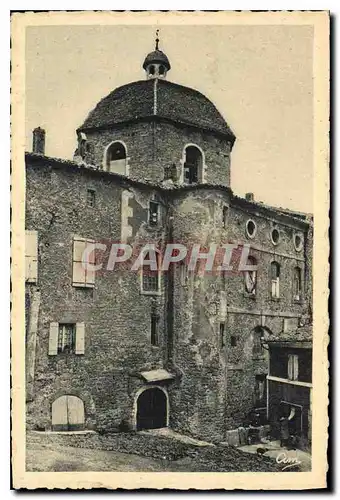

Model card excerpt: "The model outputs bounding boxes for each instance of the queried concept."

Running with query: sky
[25,24,313,213]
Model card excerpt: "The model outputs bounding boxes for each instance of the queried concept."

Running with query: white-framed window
[25,230,38,283]
[271,261,280,298]
[244,256,257,295]
[288,354,299,380]
[72,237,95,288]
[246,219,257,239]
[293,267,302,301]
[48,322,85,355]
[271,227,280,245]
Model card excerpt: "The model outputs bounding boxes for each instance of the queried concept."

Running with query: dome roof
[143,49,171,70]
[78,79,235,142]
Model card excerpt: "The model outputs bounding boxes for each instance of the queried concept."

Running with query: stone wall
[83,119,231,186]
[25,158,170,432]
[25,155,312,441]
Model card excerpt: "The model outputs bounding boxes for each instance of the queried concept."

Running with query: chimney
[245,192,254,202]
[32,127,45,154]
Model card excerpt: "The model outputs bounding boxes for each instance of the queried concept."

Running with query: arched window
[106,141,127,175]
[271,261,280,298]
[293,267,302,301]
[183,145,203,184]
[51,395,85,431]
[244,256,257,296]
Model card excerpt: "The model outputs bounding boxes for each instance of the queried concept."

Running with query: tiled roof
[78,79,235,141]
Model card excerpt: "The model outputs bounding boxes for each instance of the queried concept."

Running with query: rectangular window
[293,267,302,301]
[141,252,161,294]
[230,335,237,347]
[72,237,95,287]
[220,323,225,348]
[244,257,257,295]
[149,201,159,226]
[25,230,38,283]
[223,206,229,229]
[151,313,159,346]
[288,354,299,380]
[58,324,76,353]
[180,262,188,285]
[271,262,280,298]
[49,322,85,355]
[254,374,266,405]
[87,189,96,207]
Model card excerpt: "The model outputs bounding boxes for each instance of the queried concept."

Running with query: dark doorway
[136,388,167,430]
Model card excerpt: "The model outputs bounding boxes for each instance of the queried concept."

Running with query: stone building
[25,42,313,443]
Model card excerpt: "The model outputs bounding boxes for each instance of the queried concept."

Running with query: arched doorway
[136,387,168,430]
[51,395,85,431]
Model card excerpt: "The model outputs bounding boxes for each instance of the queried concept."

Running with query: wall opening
[105,141,127,175]
[183,145,203,184]
[136,387,168,430]
[51,395,85,431]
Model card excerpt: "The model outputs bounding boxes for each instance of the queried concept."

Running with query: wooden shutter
[73,237,95,287]
[67,396,85,430]
[48,322,59,355]
[52,396,68,431]
[75,322,85,354]
[25,230,38,283]
[73,238,86,286]
[293,355,299,380]
[288,355,293,380]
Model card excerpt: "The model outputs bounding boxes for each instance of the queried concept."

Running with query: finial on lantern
[155,29,160,50]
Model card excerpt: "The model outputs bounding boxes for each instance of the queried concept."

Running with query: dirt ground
[26,441,283,473]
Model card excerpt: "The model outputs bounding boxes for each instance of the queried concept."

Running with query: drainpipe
[165,204,174,365]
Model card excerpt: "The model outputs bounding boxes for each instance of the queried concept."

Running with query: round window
[294,233,303,252]
[271,228,280,245]
[246,219,257,239]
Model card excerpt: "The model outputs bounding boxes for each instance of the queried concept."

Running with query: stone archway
[136,387,168,431]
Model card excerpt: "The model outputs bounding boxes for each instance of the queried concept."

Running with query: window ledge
[244,292,256,299]
[270,297,280,302]
[73,283,95,289]
[140,290,162,296]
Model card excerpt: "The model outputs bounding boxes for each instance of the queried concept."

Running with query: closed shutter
[48,322,59,355]
[293,355,299,380]
[67,395,85,430]
[73,237,95,287]
[75,322,85,354]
